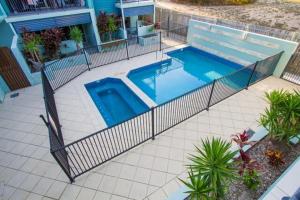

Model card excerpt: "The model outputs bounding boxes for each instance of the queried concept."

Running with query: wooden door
[0,47,30,90]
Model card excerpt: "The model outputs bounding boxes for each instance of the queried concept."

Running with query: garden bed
[227,136,300,200]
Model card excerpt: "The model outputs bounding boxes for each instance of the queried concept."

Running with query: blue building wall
[84,23,97,45]
[0,0,9,15]
[93,0,119,15]
[0,21,14,47]
[0,75,10,103]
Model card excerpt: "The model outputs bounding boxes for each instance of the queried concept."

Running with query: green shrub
[242,169,261,190]
[70,26,83,50]
[259,90,300,143]
[188,137,238,199]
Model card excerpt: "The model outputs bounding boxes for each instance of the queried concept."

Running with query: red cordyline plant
[231,130,260,175]
[41,28,64,59]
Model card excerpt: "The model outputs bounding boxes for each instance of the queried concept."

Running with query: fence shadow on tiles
[40,38,283,182]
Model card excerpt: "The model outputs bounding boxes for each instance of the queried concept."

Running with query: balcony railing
[5,0,86,15]
[119,0,153,4]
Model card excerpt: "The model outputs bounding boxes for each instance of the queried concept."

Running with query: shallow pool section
[128,46,244,104]
[85,78,149,127]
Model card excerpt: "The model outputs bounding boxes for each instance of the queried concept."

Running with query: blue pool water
[128,46,244,104]
[85,78,149,126]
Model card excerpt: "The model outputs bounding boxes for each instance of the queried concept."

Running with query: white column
[121,8,127,39]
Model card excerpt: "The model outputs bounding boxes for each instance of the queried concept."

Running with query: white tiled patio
[0,49,299,200]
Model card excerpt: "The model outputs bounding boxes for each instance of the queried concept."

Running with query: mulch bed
[226,136,300,200]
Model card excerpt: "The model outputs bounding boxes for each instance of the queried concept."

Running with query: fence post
[246,61,259,89]
[125,40,130,60]
[151,107,155,140]
[51,151,74,183]
[159,32,162,51]
[40,115,74,183]
[207,79,216,111]
[83,49,90,71]
[167,15,170,37]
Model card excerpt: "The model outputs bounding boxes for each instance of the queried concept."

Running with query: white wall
[187,19,298,77]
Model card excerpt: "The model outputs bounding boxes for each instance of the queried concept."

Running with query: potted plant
[107,16,118,41]
[70,26,83,51]
[22,31,42,63]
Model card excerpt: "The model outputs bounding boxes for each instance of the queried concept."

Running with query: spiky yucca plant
[179,168,212,200]
[188,137,238,199]
[259,90,300,143]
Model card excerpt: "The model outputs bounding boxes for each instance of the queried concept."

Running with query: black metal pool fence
[43,27,188,91]
[40,46,283,182]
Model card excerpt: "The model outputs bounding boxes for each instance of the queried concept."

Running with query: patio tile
[110,195,130,200]
[169,148,184,161]
[129,182,148,200]
[141,144,157,156]
[45,180,67,199]
[1,185,16,200]
[31,161,51,176]
[149,171,167,187]
[19,174,41,191]
[93,191,111,200]
[155,146,170,159]
[26,193,43,200]
[104,162,122,177]
[162,180,181,197]
[147,189,167,200]
[9,189,30,200]
[32,177,54,195]
[84,173,103,190]
[76,188,96,200]
[167,160,184,174]
[8,155,28,170]
[113,179,133,197]
[152,157,169,172]
[7,171,28,188]
[43,163,62,179]
[134,167,151,184]
[98,175,117,193]
[119,165,137,180]
[60,185,81,200]
[137,155,155,169]
[124,153,140,165]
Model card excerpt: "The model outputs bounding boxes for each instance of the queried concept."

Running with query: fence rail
[41,48,284,182]
[5,0,86,15]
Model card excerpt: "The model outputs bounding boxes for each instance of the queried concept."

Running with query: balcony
[4,0,87,15]
[115,0,154,9]
[121,0,153,3]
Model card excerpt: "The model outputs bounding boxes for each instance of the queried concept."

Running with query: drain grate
[10,93,19,98]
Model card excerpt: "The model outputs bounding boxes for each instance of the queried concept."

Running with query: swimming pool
[85,78,149,126]
[128,46,244,104]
